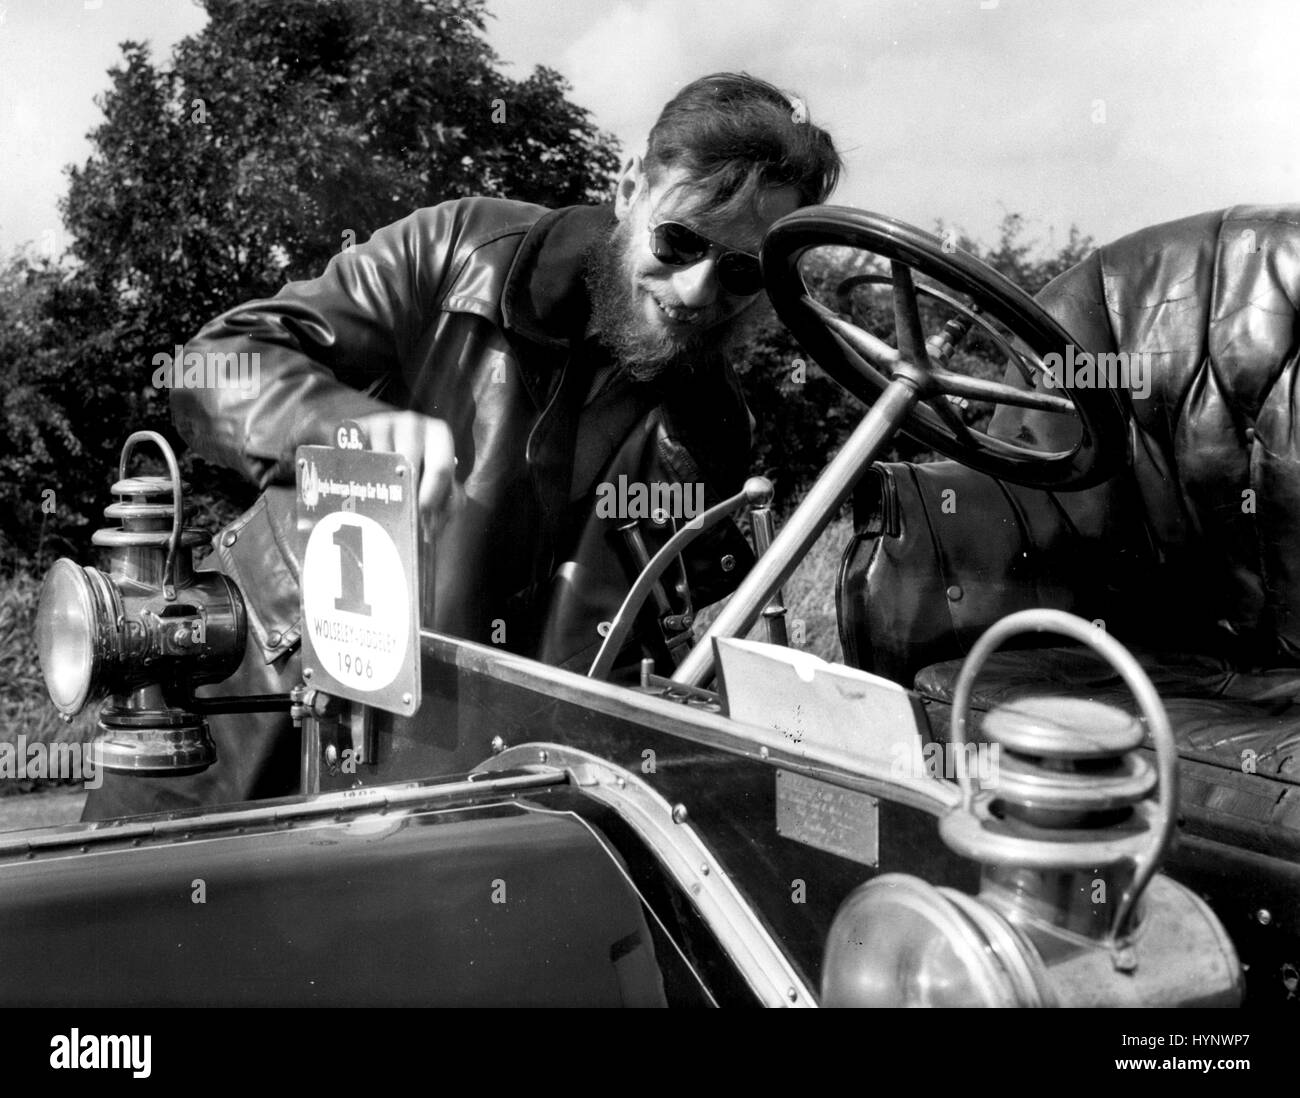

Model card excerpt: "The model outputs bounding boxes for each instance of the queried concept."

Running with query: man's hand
[353,411,457,520]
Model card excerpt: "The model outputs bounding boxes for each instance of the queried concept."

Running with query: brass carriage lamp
[821,610,1243,1007]
[35,431,247,774]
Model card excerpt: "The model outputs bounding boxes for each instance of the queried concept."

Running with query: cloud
[559,2,686,149]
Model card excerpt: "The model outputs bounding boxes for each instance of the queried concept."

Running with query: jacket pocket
[209,485,303,663]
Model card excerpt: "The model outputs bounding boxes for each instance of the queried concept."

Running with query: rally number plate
[295,444,421,716]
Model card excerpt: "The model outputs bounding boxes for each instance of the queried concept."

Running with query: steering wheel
[761,206,1129,490]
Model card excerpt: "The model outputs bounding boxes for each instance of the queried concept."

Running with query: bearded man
[83,71,841,819]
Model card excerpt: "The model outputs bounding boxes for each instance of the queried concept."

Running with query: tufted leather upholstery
[994,204,1300,661]
[837,206,1300,850]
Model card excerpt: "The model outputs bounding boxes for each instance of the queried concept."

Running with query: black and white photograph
[0,0,1296,1065]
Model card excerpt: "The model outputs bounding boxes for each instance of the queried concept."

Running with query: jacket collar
[501,203,616,349]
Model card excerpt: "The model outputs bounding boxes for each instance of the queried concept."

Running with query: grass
[693,511,851,664]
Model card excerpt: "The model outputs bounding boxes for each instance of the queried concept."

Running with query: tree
[937,212,1095,296]
[2,0,620,568]
[0,255,95,567]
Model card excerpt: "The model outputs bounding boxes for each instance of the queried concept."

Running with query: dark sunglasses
[647,221,765,297]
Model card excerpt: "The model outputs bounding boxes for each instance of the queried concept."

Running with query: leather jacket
[175,196,755,673]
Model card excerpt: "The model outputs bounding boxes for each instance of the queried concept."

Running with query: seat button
[267,630,281,646]
[721,554,736,572]
[222,531,238,547]
[946,584,964,601]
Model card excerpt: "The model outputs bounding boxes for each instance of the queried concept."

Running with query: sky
[1,0,1297,258]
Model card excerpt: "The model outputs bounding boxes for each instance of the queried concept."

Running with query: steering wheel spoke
[803,296,898,376]
[890,261,932,373]
[929,369,1076,413]
[924,392,977,443]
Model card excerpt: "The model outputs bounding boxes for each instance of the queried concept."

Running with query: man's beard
[583,218,768,383]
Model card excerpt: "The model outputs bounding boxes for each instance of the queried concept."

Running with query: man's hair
[644,72,842,224]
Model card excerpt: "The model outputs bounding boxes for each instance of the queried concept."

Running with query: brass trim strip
[476,743,817,1008]
[0,770,566,859]
[423,630,959,816]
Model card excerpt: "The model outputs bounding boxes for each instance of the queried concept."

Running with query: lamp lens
[822,874,1019,1007]
[35,559,98,715]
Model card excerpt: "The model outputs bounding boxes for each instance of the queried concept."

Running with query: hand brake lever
[616,517,695,664]
[588,477,774,680]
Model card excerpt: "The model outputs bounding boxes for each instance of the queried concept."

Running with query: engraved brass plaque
[775,770,879,868]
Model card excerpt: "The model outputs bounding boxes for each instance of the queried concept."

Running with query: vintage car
[6,204,1296,1008]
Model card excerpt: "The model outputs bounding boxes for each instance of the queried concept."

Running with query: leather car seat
[837,205,1300,856]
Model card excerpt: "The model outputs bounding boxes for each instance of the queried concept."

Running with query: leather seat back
[1000,205,1300,660]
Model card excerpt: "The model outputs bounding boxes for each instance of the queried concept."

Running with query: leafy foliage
[1,0,620,570]
[0,256,120,567]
